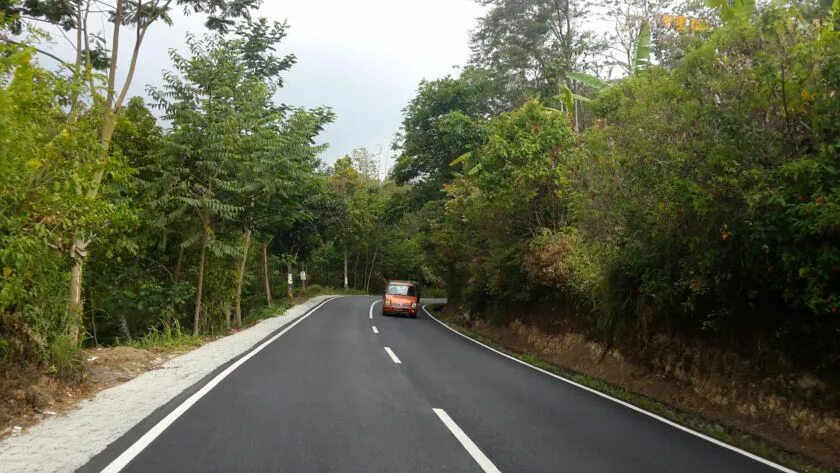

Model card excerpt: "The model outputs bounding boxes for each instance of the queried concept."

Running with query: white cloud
[263,0,485,164]
[120,0,485,165]
[24,1,483,166]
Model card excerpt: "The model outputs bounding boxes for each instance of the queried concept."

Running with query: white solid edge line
[422,305,798,473]
[369,299,380,319]
[384,346,401,364]
[100,296,342,473]
[433,408,502,473]
[372,326,379,334]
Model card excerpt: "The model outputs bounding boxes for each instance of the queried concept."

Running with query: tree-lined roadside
[1,0,352,425]
[388,0,840,468]
[0,296,336,473]
[0,0,430,412]
[1,0,839,469]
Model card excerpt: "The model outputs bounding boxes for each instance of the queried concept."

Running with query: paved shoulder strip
[433,408,502,473]
[422,305,797,473]
[101,297,341,473]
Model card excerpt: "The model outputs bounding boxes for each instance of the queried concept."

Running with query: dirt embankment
[0,347,167,439]
[442,305,840,471]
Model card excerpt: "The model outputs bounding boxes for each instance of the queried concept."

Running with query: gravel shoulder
[0,295,335,473]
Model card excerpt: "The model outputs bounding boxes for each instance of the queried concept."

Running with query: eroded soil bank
[440,304,840,472]
[0,347,169,440]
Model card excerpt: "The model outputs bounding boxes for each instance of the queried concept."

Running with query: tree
[2,0,264,342]
[0,40,109,366]
[330,156,364,290]
[432,100,576,305]
[150,35,263,334]
[470,0,607,98]
[392,68,501,206]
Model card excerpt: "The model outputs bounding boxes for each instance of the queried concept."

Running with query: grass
[242,300,295,325]
[129,289,361,352]
[425,304,836,473]
[244,287,371,325]
[127,320,204,352]
[422,287,447,298]
[46,334,86,381]
[302,285,371,296]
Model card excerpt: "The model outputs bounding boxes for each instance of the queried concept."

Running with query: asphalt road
[81,296,790,473]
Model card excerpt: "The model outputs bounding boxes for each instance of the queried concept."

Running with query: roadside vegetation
[0,0,420,427]
[396,0,839,467]
[1,0,839,467]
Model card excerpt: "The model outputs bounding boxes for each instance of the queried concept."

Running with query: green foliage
[0,41,121,370]
[46,334,86,380]
[469,0,607,98]
[4,0,839,393]
[1,11,338,374]
[573,5,840,348]
[127,320,203,352]
[429,100,576,306]
[392,68,500,201]
[706,0,756,23]
[633,21,651,73]
[242,301,293,325]
[566,72,611,92]
[416,2,840,366]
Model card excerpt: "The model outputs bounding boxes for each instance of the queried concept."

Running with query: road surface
[80,296,790,473]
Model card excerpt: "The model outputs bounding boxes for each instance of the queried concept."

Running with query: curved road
[80,296,789,473]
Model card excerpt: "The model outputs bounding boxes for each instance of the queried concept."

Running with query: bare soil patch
[0,347,166,440]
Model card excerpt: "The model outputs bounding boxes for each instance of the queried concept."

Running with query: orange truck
[382,280,422,318]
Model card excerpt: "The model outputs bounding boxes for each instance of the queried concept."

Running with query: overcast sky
[103,0,486,168]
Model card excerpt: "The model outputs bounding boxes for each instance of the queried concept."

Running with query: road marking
[422,306,796,473]
[369,299,380,319]
[100,297,342,473]
[433,408,502,473]
[372,326,379,334]
[384,346,401,364]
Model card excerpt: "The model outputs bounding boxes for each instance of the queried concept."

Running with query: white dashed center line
[372,326,379,334]
[384,346,401,364]
[433,408,502,473]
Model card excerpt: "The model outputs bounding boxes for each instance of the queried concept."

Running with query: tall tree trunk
[233,228,252,328]
[88,286,98,346]
[365,245,379,293]
[65,0,158,344]
[353,253,359,289]
[174,245,185,283]
[67,240,87,343]
[262,242,272,306]
[343,244,348,289]
[193,224,209,336]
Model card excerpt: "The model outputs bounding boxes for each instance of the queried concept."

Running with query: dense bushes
[576,6,840,354]
[0,22,336,375]
[0,43,113,371]
[420,3,840,365]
